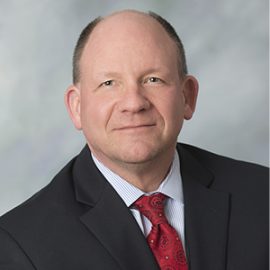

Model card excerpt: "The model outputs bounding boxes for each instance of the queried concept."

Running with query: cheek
[156,91,185,123]
[80,94,115,131]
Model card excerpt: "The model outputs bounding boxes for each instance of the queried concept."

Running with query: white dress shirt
[92,151,186,248]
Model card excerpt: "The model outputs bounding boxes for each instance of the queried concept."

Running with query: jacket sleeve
[0,227,36,270]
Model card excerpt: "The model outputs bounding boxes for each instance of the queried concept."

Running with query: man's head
[65,10,198,172]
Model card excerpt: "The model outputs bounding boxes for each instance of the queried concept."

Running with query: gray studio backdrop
[0,0,268,215]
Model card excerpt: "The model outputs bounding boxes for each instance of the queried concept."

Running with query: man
[0,10,268,270]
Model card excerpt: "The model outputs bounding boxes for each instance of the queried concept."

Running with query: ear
[64,84,82,130]
[182,75,199,120]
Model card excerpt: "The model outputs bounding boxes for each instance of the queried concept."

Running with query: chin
[115,142,162,164]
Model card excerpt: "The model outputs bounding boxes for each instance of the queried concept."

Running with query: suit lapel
[73,146,159,270]
[178,145,230,270]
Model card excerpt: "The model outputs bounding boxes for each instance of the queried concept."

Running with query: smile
[115,124,156,131]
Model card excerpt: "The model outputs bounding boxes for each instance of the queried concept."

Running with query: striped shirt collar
[91,151,184,207]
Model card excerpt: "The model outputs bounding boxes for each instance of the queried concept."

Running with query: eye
[145,77,163,84]
[101,80,114,87]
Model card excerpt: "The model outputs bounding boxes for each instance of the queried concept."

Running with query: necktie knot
[134,193,168,225]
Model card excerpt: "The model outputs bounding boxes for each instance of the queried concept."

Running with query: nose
[118,84,151,113]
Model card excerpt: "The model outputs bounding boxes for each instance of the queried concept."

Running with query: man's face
[66,12,198,168]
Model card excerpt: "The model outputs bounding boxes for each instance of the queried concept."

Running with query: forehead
[80,12,178,74]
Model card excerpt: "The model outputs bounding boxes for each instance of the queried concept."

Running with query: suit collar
[178,144,230,270]
[177,143,214,187]
[72,145,106,206]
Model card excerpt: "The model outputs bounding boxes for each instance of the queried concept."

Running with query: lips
[114,124,156,131]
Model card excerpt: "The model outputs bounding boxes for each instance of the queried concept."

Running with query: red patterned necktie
[134,193,188,270]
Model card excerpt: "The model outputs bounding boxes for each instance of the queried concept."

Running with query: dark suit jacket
[0,144,268,270]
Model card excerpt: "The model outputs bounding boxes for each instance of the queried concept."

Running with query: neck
[91,148,175,193]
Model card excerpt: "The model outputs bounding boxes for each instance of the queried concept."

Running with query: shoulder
[0,156,79,238]
[178,142,268,175]
[0,148,95,268]
[178,143,269,192]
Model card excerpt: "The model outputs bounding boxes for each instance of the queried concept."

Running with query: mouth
[115,124,156,131]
